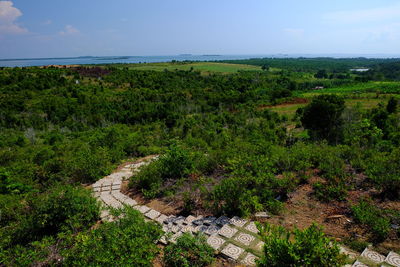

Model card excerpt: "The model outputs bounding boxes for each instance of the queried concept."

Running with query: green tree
[386,96,398,113]
[314,69,328,79]
[300,95,345,143]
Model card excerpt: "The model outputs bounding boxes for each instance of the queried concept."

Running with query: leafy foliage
[366,148,400,199]
[62,207,162,266]
[258,223,346,267]
[351,199,391,242]
[300,94,345,143]
[132,143,193,198]
[164,233,214,267]
[0,185,99,265]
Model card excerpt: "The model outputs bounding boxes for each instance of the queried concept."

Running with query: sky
[1,0,400,58]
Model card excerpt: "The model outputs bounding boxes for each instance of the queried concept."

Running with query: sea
[1,54,399,68]
[0,55,265,68]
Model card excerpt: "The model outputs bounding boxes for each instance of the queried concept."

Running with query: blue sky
[1,0,400,58]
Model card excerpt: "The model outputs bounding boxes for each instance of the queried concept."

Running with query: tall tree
[300,95,345,143]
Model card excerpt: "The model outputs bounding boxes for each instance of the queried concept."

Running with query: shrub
[351,199,391,242]
[300,94,345,143]
[366,148,400,199]
[164,233,214,267]
[258,223,346,267]
[131,143,194,198]
[211,174,286,216]
[66,145,111,183]
[0,185,100,249]
[134,160,163,198]
[62,207,162,266]
[313,181,347,202]
[159,143,194,179]
[0,168,34,194]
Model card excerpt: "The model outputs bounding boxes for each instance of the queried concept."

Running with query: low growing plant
[163,233,215,267]
[257,223,346,267]
[351,199,391,242]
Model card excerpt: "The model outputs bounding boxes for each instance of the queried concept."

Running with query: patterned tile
[155,214,168,224]
[241,252,257,266]
[244,222,259,234]
[207,235,226,250]
[185,215,197,224]
[215,216,230,226]
[159,234,168,245]
[255,241,265,252]
[181,225,196,233]
[339,246,359,260]
[218,225,238,239]
[361,248,385,264]
[230,216,248,227]
[170,225,181,233]
[192,216,205,225]
[170,232,183,244]
[144,209,161,220]
[221,243,244,260]
[203,216,216,225]
[205,224,221,236]
[351,260,369,267]
[173,216,186,225]
[164,215,177,224]
[195,225,209,234]
[234,232,255,246]
[385,251,400,267]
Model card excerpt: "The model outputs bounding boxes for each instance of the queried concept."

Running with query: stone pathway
[91,156,400,267]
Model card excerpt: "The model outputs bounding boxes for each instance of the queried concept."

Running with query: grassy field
[301,81,400,97]
[268,98,385,117]
[116,62,262,74]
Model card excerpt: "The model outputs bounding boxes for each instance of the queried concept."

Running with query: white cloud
[42,19,52,25]
[0,1,27,34]
[324,4,400,24]
[283,28,304,38]
[59,25,79,35]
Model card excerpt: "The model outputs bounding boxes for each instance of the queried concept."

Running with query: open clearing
[118,62,262,74]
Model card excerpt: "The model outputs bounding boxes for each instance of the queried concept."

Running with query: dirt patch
[265,183,353,239]
[258,97,309,110]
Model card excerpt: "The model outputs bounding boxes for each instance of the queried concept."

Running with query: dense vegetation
[163,233,214,267]
[258,223,346,266]
[0,58,399,265]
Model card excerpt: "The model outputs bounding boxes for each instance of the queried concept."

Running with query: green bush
[131,143,194,198]
[351,199,391,242]
[62,207,162,266]
[0,185,100,249]
[212,174,286,216]
[258,223,346,267]
[313,181,347,202]
[164,233,214,267]
[66,145,111,183]
[159,143,194,179]
[366,148,400,199]
[300,94,345,143]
